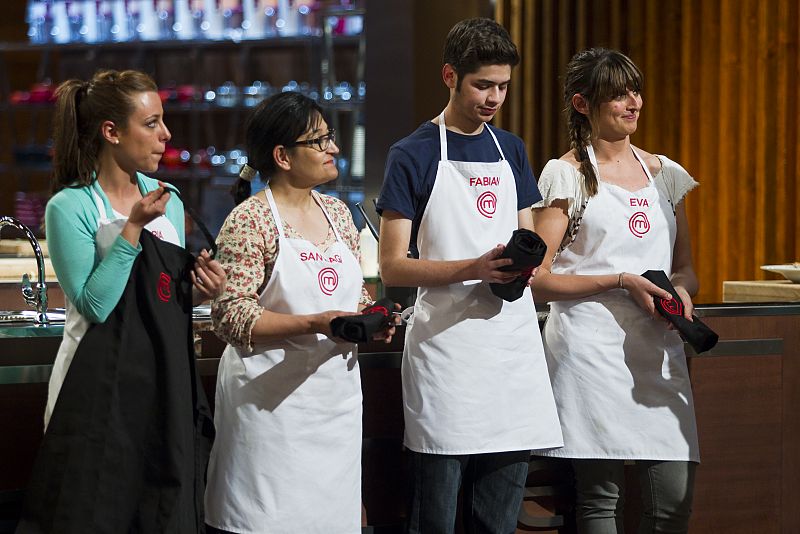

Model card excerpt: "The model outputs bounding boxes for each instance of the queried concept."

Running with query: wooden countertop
[0,257,56,283]
[723,279,800,302]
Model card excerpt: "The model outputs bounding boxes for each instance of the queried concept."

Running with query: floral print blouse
[211,192,371,351]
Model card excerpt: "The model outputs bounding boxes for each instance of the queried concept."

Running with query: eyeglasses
[286,129,336,152]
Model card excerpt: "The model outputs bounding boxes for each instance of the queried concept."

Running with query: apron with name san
[402,113,563,455]
[537,145,700,462]
[18,184,214,533]
[205,188,363,534]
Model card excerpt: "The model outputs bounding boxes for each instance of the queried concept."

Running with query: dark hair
[51,69,158,193]
[564,48,643,196]
[443,17,519,90]
[232,91,324,205]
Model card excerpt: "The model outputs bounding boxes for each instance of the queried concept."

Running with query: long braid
[568,111,598,196]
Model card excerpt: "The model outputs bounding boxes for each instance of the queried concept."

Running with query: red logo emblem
[661,296,683,316]
[477,191,497,219]
[628,211,650,238]
[157,272,172,302]
[318,267,339,295]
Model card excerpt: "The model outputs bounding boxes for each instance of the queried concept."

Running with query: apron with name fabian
[205,189,363,534]
[537,145,699,462]
[402,112,563,455]
[19,185,214,533]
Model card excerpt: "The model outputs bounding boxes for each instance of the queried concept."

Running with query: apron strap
[264,187,287,241]
[162,186,218,257]
[311,190,344,242]
[631,147,656,181]
[484,125,506,160]
[90,186,109,221]
[438,111,448,162]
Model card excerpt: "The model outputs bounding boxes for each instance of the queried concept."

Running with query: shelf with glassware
[0,14,366,237]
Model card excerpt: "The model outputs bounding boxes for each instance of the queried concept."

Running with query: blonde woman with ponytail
[531,48,701,533]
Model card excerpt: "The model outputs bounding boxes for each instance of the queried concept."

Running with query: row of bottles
[27,0,363,45]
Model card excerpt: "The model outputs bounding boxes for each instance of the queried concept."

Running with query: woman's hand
[121,187,172,246]
[311,310,361,339]
[621,272,674,318]
[372,303,402,344]
[673,285,694,319]
[191,250,227,303]
[128,186,171,228]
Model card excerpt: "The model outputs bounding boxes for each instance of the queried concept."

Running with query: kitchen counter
[1,302,798,533]
[0,257,55,283]
[723,279,800,302]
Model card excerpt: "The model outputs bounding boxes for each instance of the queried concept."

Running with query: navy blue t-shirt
[377,121,541,255]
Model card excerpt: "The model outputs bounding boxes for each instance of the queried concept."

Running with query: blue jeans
[406,449,530,534]
[572,459,696,534]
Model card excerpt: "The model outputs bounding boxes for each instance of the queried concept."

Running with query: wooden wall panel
[496,0,800,303]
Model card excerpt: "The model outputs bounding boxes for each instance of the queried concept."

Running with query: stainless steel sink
[0,308,66,324]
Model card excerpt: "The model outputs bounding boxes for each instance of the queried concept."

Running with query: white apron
[402,113,563,455]
[537,145,700,462]
[205,189,363,534]
[44,183,180,427]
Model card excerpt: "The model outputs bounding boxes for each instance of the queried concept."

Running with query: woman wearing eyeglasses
[204,91,395,533]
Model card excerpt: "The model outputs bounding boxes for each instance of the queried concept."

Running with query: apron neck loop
[587,144,654,183]
[265,187,344,244]
[437,111,507,162]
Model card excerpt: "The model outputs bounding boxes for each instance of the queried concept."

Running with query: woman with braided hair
[530,48,700,533]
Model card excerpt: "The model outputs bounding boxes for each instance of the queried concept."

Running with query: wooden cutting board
[723,280,800,302]
[0,239,49,257]
[0,258,56,282]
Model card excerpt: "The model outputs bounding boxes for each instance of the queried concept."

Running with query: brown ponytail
[51,69,158,193]
[231,178,252,206]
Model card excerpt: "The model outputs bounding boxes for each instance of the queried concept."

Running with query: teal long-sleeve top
[44,174,185,324]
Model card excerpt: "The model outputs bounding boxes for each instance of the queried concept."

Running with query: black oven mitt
[330,298,396,343]
[641,270,719,354]
[489,229,547,302]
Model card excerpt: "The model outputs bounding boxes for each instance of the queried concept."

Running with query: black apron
[17,229,215,534]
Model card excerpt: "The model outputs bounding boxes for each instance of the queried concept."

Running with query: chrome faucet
[0,216,49,324]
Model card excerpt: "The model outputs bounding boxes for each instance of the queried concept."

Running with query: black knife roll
[490,229,547,302]
[330,297,396,343]
[640,270,719,354]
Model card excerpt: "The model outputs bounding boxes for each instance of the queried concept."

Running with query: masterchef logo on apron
[628,211,650,237]
[157,272,172,302]
[318,267,339,295]
[470,176,500,219]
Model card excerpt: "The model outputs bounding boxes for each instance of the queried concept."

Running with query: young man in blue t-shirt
[377,17,563,534]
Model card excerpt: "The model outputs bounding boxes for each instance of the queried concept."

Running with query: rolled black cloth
[330,297,396,343]
[490,229,547,302]
[641,270,719,354]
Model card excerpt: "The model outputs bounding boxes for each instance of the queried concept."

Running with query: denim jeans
[571,459,696,534]
[406,449,530,534]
